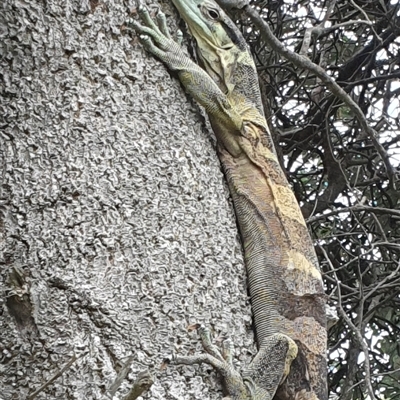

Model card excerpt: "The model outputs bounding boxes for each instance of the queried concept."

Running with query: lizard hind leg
[174,326,250,399]
[174,328,297,400]
[242,333,298,399]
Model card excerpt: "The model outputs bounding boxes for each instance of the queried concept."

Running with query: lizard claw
[156,10,171,39]
[222,338,234,365]
[176,29,183,45]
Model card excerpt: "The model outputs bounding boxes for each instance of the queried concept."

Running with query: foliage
[237,1,400,398]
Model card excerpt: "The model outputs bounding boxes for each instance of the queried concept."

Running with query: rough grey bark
[0,0,253,399]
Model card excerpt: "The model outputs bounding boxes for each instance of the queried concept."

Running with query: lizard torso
[219,114,327,400]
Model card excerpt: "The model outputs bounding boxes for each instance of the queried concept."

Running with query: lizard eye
[207,8,220,20]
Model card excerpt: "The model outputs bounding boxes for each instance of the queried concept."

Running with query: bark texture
[0,0,253,398]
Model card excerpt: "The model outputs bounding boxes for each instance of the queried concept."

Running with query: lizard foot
[126,5,188,69]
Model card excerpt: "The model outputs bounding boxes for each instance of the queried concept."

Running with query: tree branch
[319,245,377,400]
[307,205,400,224]
[240,4,396,185]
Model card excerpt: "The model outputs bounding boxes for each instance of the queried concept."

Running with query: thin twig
[27,354,78,400]
[343,366,400,394]
[123,370,154,400]
[363,261,400,303]
[108,355,135,397]
[300,20,373,55]
[340,71,400,87]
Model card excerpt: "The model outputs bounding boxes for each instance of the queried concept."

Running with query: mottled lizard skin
[128,1,327,399]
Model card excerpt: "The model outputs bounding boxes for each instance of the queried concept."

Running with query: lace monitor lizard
[128,1,327,399]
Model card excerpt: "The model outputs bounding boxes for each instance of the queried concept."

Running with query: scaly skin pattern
[128,1,327,399]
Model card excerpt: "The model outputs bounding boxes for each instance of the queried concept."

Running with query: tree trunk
[0,0,253,398]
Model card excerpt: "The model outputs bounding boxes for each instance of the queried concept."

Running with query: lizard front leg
[127,5,243,155]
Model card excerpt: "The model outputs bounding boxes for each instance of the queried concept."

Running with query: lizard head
[171,0,253,95]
